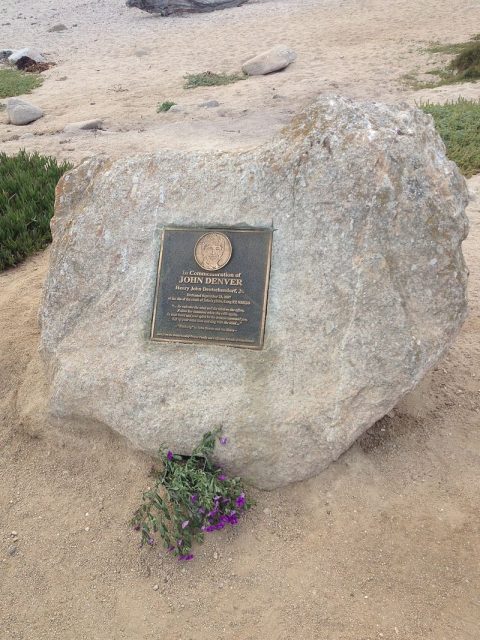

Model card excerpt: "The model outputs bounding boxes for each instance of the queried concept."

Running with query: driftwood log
[126,0,249,15]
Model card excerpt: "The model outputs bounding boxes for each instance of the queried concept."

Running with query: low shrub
[412,35,480,88]
[183,71,245,89]
[451,41,480,80]
[0,150,72,270]
[157,100,176,112]
[421,98,480,177]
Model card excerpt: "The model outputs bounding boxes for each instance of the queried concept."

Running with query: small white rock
[153,584,159,591]
[213,551,218,560]
[199,100,220,109]
[6,98,43,126]
[8,48,45,65]
[63,119,103,133]
[242,44,296,76]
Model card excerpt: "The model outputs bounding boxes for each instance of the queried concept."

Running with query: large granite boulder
[40,96,469,489]
[126,0,249,15]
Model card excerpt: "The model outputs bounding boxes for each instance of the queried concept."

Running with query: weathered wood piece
[126,0,249,15]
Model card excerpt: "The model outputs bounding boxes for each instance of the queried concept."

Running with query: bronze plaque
[151,227,272,349]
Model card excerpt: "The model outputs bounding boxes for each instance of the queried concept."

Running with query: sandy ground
[1,0,480,638]
[1,0,480,161]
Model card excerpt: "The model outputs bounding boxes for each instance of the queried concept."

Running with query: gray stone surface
[126,0,249,16]
[63,119,104,133]
[6,98,43,125]
[199,100,220,108]
[40,96,469,489]
[242,44,296,76]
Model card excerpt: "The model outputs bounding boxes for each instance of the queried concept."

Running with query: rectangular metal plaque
[151,227,272,349]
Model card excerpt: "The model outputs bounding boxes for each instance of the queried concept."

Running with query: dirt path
[1,0,480,638]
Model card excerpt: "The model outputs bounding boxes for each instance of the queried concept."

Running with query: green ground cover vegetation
[0,68,43,99]
[183,71,245,89]
[421,98,480,177]
[0,150,72,270]
[157,100,176,112]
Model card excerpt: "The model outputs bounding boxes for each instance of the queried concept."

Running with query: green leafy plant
[0,68,43,98]
[0,150,72,270]
[183,71,245,89]
[131,430,251,560]
[421,98,480,177]
[157,100,176,112]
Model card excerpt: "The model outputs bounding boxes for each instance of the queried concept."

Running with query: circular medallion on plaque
[194,232,232,271]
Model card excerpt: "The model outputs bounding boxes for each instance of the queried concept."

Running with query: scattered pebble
[198,100,220,108]
[213,551,218,560]
[8,546,17,556]
[153,584,159,591]
[48,23,67,32]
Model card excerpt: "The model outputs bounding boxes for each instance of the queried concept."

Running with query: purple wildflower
[133,524,140,531]
[220,436,228,446]
[167,451,173,461]
[235,493,246,509]
[178,554,194,561]
[198,507,206,514]
[190,494,198,503]
[218,474,227,481]
[167,546,175,553]
[147,538,154,546]
[181,520,189,529]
